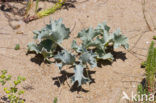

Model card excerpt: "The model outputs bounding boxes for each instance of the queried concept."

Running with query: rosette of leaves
[27,19,129,87]
[27,18,70,61]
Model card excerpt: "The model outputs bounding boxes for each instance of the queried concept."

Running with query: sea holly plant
[0,70,26,103]
[27,18,129,88]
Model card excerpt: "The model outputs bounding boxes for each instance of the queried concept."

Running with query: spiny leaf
[79,51,97,68]
[27,39,55,60]
[33,19,70,43]
[77,27,98,41]
[77,28,101,49]
[54,50,75,70]
[96,52,114,61]
[71,64,91,86]
[71,40,84,53]
[72,22,128,69]
[112,29,129,49]
[96,22,110,33]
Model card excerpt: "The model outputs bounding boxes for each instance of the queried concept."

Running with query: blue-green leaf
[79,51,97,68]
[27,39,55,60]
[33,19,70,43]
[112,29,129,49]
[54,50,75,70]
[71,64,91,86]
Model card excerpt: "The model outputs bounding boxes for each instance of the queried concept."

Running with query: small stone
[16,31,24,34]
[10,20,24,30]
[146,41,150,44]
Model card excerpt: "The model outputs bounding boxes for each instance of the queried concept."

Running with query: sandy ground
[0,0,156,103]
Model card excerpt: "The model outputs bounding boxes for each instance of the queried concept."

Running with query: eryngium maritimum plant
[27,18,129,87]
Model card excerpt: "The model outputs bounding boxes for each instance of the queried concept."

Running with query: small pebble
[146,41,150,44]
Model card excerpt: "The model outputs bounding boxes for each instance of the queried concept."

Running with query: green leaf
[8,94,11,99]
[14,44,20,50]
[28,19,70,61]
[22,77,26,81]
[112,29,129,49]
[14,80,21,85]
[95,49,114,61]
[96,22,110,32]
[141,61,147,68]
[10,87,17,93]
[71,40,84,53]
[0,80,6,85]
[74,22,129,66]
[1,70,7,74]
[153,36,156,40]
[20,100,25,103]
[0,79,4,83]
[71,64,91,86]
[0,74,5,79]
[77,27,98,41]
[79,51,97,68]
[4,88,10,94]
[54,50,75,70]
[27,39,55,60]
[17,76,22,80]
[100,53,114,61]
[6,75,12,81]
[77,27,101,49]
[53,97,58,103]
[17,76,26,81]
[27,42,39,53]
[18,90,24,95]
[34,19,70,43]
[33,29,49,41]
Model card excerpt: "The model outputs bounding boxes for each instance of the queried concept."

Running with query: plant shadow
[113,51,127,61]
[70,83,89,93]
[140,78,146,89]
[51,0,76,9]
[27,45,62,65]
[26,52,51,65]
[97,51,127,67]
[52,69,96,93]
[1,96,26,103]
[31,54,44,65]
[70,70,96,93]
[84,69,96,85]
[52,70,74,87]
[1,96,9,103]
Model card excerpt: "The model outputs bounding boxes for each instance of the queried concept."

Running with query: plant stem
[26,0,33,16]
[35,0,40,13]
[37,0,65,18]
